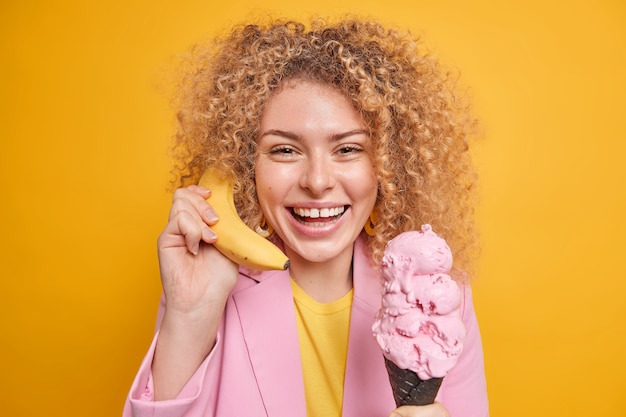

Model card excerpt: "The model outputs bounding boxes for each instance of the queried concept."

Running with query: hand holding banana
[198,168,290,271]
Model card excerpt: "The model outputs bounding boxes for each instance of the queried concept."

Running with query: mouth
[291,206,346,224]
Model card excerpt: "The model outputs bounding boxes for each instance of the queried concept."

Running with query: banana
[198,168,290,271]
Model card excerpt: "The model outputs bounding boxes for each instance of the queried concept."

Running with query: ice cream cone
[385,358,443,407]
[374,226,463,407]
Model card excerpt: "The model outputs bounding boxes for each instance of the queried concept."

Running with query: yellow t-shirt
[291,280,353,417]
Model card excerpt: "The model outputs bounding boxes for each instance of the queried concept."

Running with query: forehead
[261,80,362,123]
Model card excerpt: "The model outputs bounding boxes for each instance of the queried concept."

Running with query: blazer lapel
[342,235,396,416]
[233,269,307,417]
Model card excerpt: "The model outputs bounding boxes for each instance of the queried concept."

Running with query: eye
[266,145,301,161]
[336,145,362,155]
[269,145,296,155]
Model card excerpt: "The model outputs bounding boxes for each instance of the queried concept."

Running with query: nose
[300,156,335,195]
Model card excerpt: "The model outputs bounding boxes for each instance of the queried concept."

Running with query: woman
[124,17,488,417]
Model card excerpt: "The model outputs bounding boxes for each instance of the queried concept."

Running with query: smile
[292,206,346,222]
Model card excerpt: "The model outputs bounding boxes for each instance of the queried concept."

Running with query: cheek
[362,181,379,215]
[256,162,292,201]
[255,175,281,215]
[255,180,272,207]
[351,168,378,202]
[254,162,269,200]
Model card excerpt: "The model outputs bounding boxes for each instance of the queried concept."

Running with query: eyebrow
[259,129,369,141]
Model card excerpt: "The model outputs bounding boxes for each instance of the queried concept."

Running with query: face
[255,81,378,266]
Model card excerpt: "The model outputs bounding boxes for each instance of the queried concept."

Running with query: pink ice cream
[372,224,465,381]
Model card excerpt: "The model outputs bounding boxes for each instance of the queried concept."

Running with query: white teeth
[294,206,344,218]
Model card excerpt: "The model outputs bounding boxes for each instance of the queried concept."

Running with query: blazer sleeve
[122,297,223,417]
[436,284,490,417]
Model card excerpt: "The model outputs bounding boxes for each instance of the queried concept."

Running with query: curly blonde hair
[169,16,480,279]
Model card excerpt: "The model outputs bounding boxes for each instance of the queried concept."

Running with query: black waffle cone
[385,358,443,407]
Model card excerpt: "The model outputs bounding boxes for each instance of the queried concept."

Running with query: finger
[158,218,217,258]
[187,184,211,197]
[170,187,219,226]
[164,209,206,255]
[189,186,220,225]
[176,210,218,253]
[201,225,217,244]
[390,402,450,417]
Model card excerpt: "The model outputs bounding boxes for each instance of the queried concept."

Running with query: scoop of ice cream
[381,224,453,280]
[372,225,465,380]
[410,273,462,316]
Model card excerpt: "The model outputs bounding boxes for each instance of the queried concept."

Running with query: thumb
[389,403,450,417]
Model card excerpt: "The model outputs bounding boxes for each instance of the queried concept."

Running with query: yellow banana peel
[198,168,290,271]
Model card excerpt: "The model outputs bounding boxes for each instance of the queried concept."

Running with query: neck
[287,248,354,303]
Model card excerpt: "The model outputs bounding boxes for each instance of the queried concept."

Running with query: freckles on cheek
[257,182,273,203]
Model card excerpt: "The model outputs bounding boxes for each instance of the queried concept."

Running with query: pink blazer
[124,236,489,417]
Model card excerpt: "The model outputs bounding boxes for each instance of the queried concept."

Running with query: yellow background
[2,1,625,416]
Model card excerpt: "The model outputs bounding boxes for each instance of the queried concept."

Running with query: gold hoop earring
[364,211,377,236]
[255,218,273,238]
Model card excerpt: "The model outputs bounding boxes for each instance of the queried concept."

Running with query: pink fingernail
[202,228,217,241]
[205,210,219,222]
